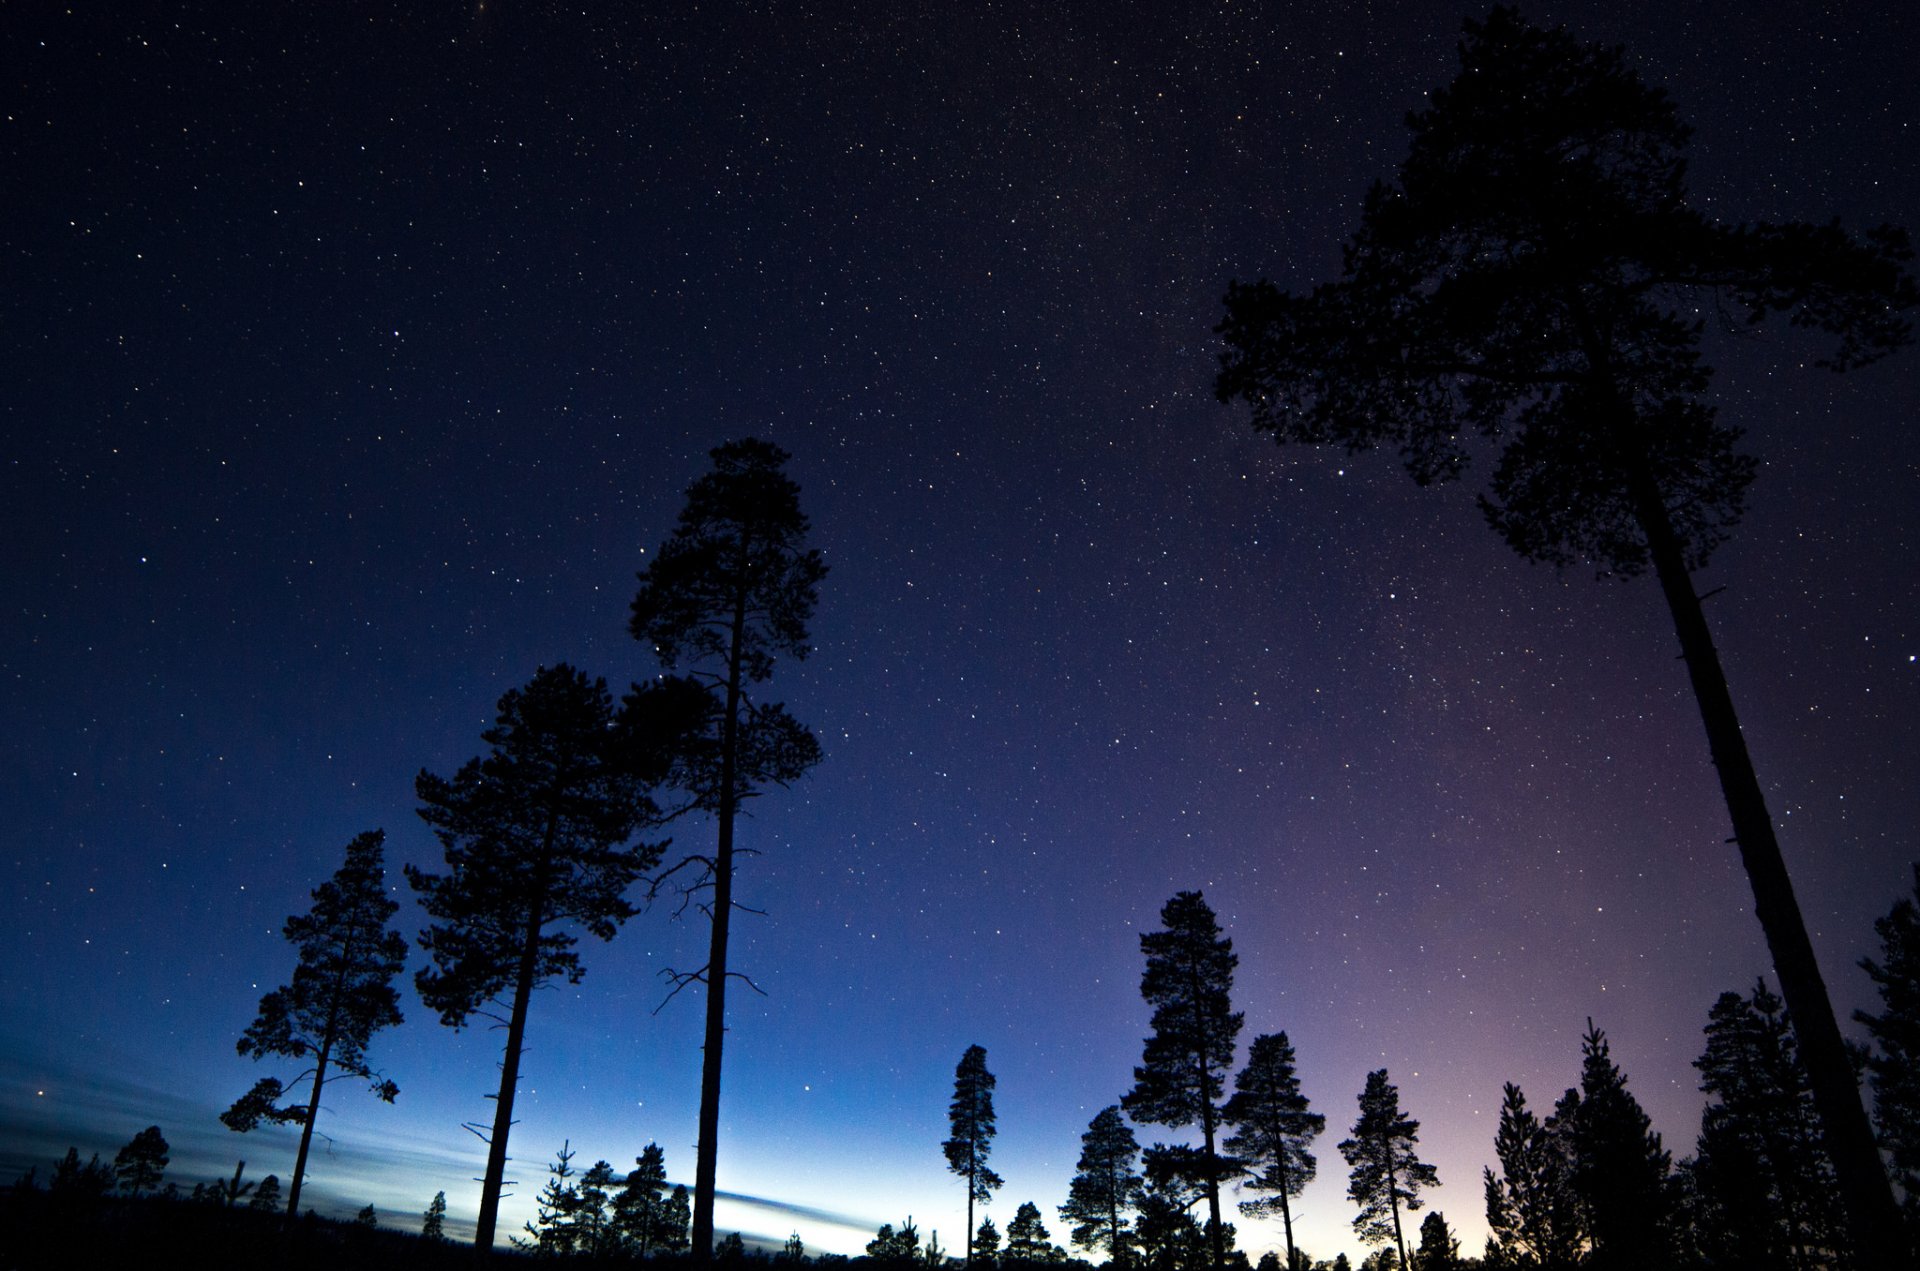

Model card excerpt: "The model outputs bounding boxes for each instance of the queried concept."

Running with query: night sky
[5,1,1917,1261]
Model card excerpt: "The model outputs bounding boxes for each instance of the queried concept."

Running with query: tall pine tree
[1060,1105,1144,1265]
[1339,1069,1439,1271]
[945,1044,1005,1268]
[408,664,666,1249]
[1223,1032,1324,1271]
[1212,12,1915,1258]
[629,438,826,1258]
[220,829,406,1219]
[1124,891,1242,1271]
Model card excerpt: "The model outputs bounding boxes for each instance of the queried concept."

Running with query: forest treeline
[10,869,1920,1271]
[16,6,1920,1270]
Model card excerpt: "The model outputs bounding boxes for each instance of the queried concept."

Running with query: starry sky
[4,1,1918,1262]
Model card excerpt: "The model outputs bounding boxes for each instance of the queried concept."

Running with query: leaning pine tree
[944,1044,1005,1268]
[1122,891,1243,1271]
[629,437,826,1259]
[1214,9,1915,1259]
[408,664,668,1250]
[221,829,406,1219]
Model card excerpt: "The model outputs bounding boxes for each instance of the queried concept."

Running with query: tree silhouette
[1412,1212,1459,1271]
[616,1142,691,1257]
[220,829,405,1219]
[1482,1083,1583,1271]
[248,1174,282,1213]
[976,1217,1002,1267]
[1124,891,1243,1271]
[210,1159,255,1209]
[1856,863,1920,1230]
[869,1217,924,1266]
[1004,1201,1064,1265]
[1213,10,1915,1258]
[629,437,826,1259]
[1060,1105,1144,1265]
[1565,1022,1671,1271]
[945,1044,1005,1267]
[407,664,667,1250]
[423,1189,449,1241]
[1223,1032,1324,1271]
[112,1125,168,1198]
[1691,979,1841,1266]
[1339,1069,1439,1271]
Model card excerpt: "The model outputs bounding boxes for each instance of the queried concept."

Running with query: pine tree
[1339,1070,1440,1271]
[783,1232,807,1261]
[423,1189,448,1241]
[1223,1033,1324,1271]
[870,1218,924,1265]
[1692,980,1843,1267]
[1482,1083,1583,1270]
[629,437,827,1259]
[616,1142,685,1256]
[1566,1022,1672,1271]
[976,1218,1002,1267]
[112,1125,169,1197]
[248,1174,282,1212]
[1060,1105,1144,1264]
[1412,1212,1458,1271]
[519,1141,585,1256]
[1123,892,1243,1271]
[717,1232,749,1263]
[355,1203,378,1227]
[1212,11,1915,1259]
[1856,862,1920,1229]
[221,829,406,1219]
[664,1185,694,1253]
[1005,1201,1063,1265]
[577,1159,620,1256]
[408,664,667,1249]
[945,1044,1005,1268]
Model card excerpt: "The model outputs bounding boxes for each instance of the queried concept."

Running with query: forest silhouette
[11,9,1919,1271]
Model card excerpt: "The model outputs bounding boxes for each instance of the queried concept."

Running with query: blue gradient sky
[4,2,1917,1262]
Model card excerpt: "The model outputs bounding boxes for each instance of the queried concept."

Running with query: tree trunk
[1276,1171,1296,1271]
[284,1032,332,1220]
[1386,1148,1408,1271]
[474,894,546,1251]
[693,588,750,1263]
[1200,1100,1224,1271]
[965,1167,976,1271]
[1623,457,1907,1265]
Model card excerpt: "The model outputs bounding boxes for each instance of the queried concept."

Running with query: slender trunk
[965,1164,976,1271]
[284,1033,332,1220]
[1200,1090,1224,1271]
[474,892,546,1251]
[1622,456,1906,1264]
[1275,1151,1296,1271]
[693,587,750,1263]
[1386,1147,1407,1271]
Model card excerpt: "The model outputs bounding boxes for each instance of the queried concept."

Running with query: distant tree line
[10,862,1920,1269]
